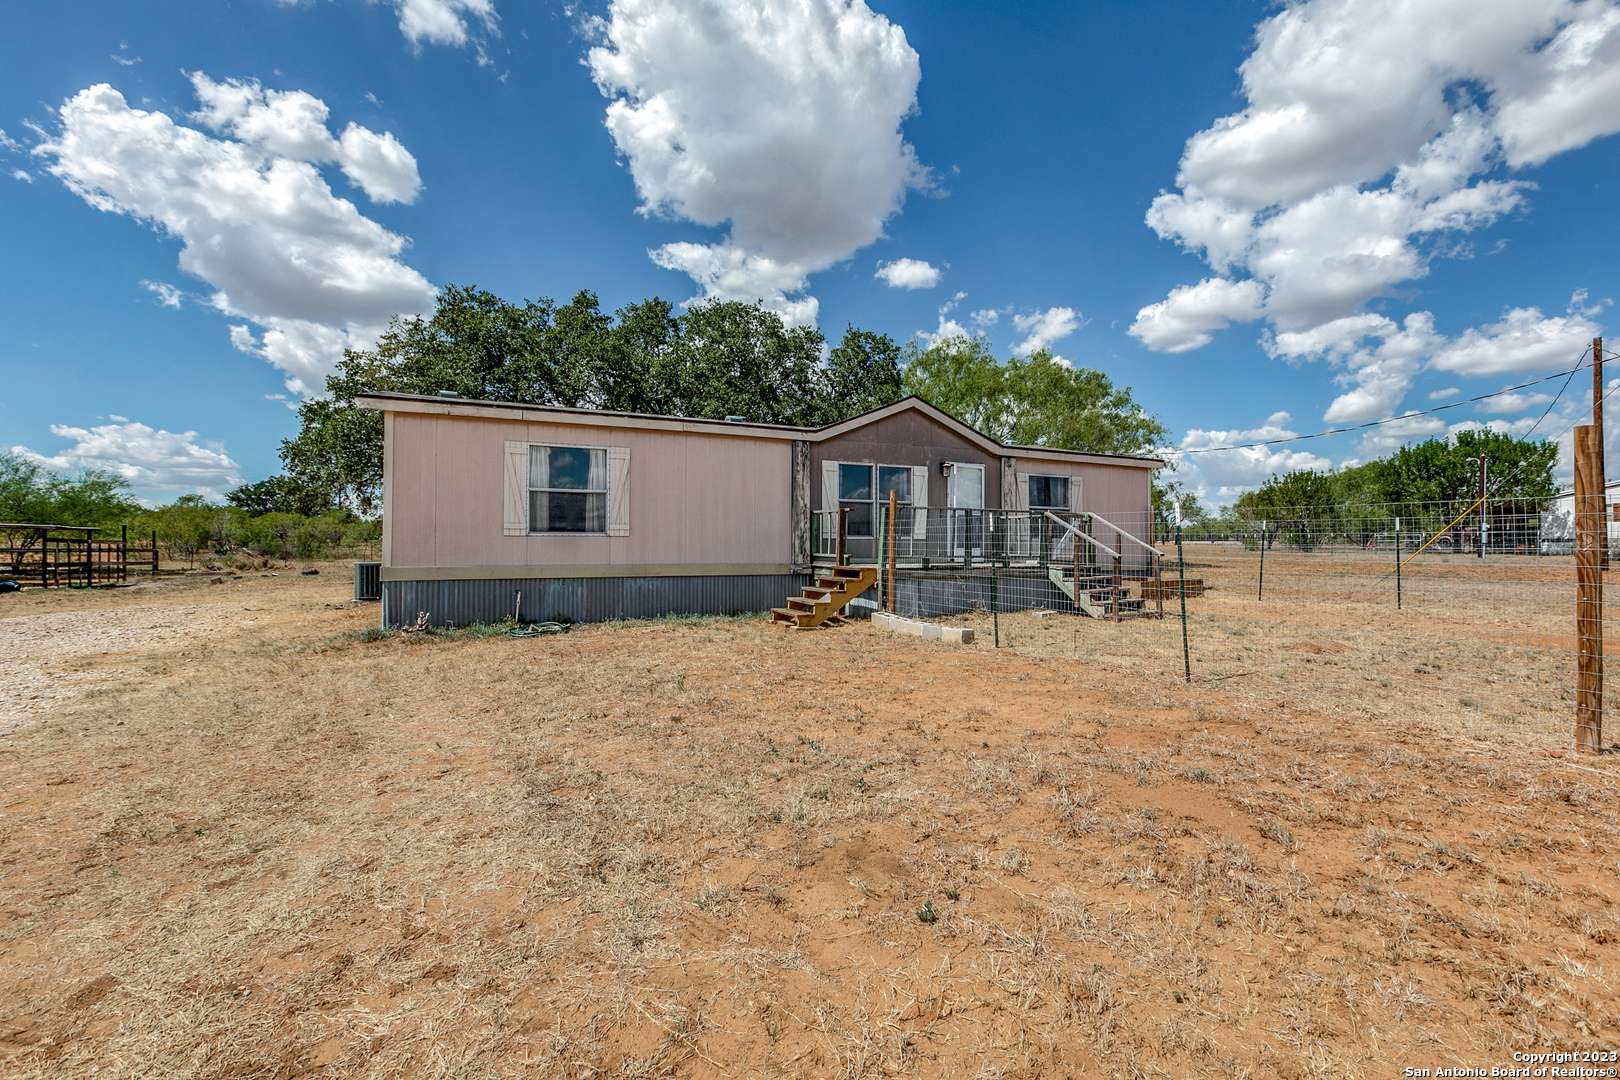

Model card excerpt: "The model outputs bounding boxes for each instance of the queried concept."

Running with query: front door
[947,463,985,559]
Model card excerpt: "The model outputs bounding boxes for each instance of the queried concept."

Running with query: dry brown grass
[0,555,1616,1078]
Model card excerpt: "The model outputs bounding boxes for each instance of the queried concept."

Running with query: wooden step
[767,566,876,629]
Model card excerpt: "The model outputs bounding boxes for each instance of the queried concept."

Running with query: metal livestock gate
[0,523,158,588]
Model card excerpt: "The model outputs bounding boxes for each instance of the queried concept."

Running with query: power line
[1162,345,1606,458]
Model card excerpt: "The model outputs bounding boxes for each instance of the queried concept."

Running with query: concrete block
[871,610,975,645]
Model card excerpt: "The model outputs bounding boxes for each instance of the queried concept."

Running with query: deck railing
[812,507,1158,575]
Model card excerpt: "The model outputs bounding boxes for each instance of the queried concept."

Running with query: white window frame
[835,461,915,539]
[529,442,610,535]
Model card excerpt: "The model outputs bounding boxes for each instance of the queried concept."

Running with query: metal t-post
[1257,520,1266,601]
[1176,519,1191,683]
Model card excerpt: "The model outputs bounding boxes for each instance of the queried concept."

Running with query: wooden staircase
[771,565,879,629]
[1047,566,1153,619]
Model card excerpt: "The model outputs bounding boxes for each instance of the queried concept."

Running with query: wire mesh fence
[818,496,1609,752]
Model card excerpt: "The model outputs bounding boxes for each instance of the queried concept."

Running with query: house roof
[355,391,1163,469]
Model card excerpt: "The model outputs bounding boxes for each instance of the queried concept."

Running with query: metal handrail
[1044,511,1119,560]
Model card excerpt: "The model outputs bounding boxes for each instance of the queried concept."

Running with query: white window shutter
[1015,472,1031,510]
[911,464,929,539]
[503,441,528,536]
[821,460,839,510]
[606,446,631,536]
[1069,476,1084,513]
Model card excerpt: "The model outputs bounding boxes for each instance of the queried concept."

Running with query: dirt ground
[0,554,1616,1078]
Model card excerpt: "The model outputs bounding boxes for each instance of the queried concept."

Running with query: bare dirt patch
[0,558,1614,1078]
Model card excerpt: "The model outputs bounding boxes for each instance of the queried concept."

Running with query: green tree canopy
[901,335,1167,456]
[0,452,140,528]
[280,285,909,514]
[1225,427,1560,546]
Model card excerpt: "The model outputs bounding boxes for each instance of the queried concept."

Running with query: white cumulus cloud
[141,280,183,308]
[1356,412,1448,456]
[1477,389,1554,414]
[1431,293,1604,376]
[276,0,497,52]
[35,82,436,396]
[189,73,422,204]
[1169,411,1335,506]
[874,257,941,290]
[1129,277,1264,353]
[1011,306,1081,356]
[587,0,929,325]
[11,420,242,502]
[916,291,975,345]
[394,0,498,48]
[1132,0,1620,429]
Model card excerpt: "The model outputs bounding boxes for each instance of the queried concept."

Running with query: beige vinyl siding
[386,412,792,569]
[1009,455,1154,543]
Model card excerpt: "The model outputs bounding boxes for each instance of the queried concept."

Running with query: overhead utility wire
[1162,346,1607,457]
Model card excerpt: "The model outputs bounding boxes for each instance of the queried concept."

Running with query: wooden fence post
[151,530,159,576]
[1594,337,1607,571]
[1112,552,1123,624]
[1575,424,1603,753]
[885,491,898,613]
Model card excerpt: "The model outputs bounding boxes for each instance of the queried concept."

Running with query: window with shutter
[516,444,626,534]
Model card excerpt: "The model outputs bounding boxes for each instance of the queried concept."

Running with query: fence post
[151,529,158,576]
[1575,424,1603,753]
[991,561,1000,648]
[1112,553,1123,624]
[1395,517,1402,610]
[1176,519,1191,683]
[1156,551,1165,620]
[885,491,898,613]
[1594,336,1606,571]
[1072,517,1081,600]
[1257,520,1266,601]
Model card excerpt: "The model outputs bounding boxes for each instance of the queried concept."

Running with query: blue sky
[3,0,1618,505]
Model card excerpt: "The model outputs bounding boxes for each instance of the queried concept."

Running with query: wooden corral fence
[0,523,159,589]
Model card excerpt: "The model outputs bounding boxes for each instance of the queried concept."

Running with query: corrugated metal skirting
[895,571,1075,619]
[382,573,811,628]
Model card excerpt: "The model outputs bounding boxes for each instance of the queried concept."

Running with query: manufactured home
[358,392,1162,627]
